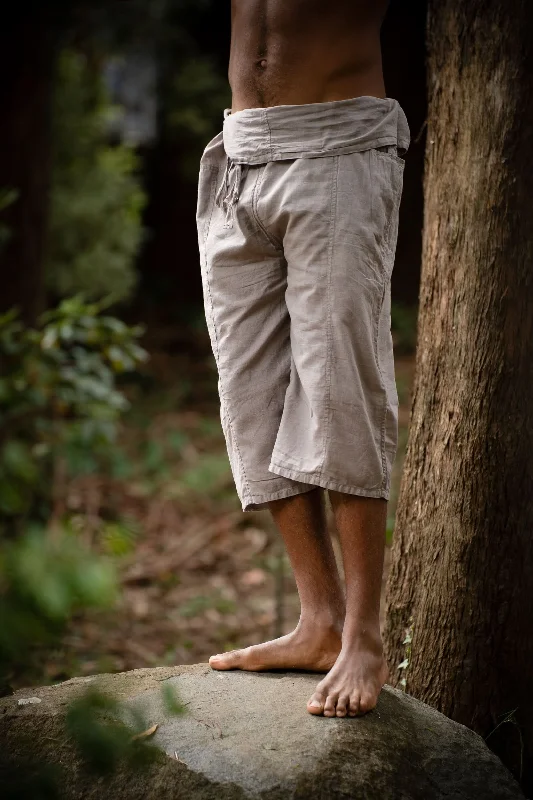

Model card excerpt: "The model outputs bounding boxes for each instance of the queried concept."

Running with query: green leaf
[41,328,58,350]
[0,187,19,212]
[2,441,38,482]
[0,480,27,514]
[100,521,138,557]
[161,682,187,717]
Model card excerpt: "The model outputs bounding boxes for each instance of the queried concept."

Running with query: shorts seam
[271,450,382,493]
[251,165,283,250]
[269,461,389,499]
[263,108,274,161]
[233,138,405,165]
[373,281,389,495]
[242,483,316,511]
[369,150,395,494]
[373,145,406,170]
[220,407,254,507]
[203,225,254,506]
[200,167,219,262]
[372,148,404,279]
[319,155,339,481]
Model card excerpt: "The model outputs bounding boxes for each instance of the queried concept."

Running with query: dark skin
[229,0,388,110]
[210,1,391,718]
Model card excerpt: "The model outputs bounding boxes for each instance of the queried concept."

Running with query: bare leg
[209,489,345,671]
[307,492,389,717]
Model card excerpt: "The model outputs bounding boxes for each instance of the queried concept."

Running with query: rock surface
[0,663,524,799]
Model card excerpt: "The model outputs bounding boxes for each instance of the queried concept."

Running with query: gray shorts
[196,96,410,511]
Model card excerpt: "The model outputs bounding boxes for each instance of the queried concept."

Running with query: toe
[336,695,349,717]
[323,692,338,717]
[359,692,377,715]
[307,689,327,715]
[348,694,360,717]
[209,650,242,670]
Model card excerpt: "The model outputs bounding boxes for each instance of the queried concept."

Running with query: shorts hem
[268,461,390,501]
[241,482,316,512]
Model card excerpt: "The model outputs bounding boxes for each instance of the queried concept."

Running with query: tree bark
[0,10,55,325]
[384,0,533,792]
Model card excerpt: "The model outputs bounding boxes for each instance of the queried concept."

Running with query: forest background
[4,1,533,795]
[0,0,425,692]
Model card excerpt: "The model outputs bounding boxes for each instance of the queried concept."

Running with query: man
[196,0,409,718]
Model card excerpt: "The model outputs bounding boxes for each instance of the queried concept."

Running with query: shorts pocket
[371,147,405,278]
[196,165,219,268]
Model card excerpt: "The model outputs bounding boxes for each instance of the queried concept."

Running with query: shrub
[0,297,147,682]
[0,296,147,535]
[46,50,146,303]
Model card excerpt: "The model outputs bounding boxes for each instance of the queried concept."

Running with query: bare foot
[209,618,342,672]
[306,631,388,717]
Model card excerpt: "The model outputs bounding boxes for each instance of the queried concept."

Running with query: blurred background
[0,0,426,691]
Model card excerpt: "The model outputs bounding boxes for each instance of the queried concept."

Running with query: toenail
[309,700,322,708]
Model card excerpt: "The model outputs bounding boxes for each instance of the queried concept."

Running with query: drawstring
[215,108,247,229]
[215,157,246,229]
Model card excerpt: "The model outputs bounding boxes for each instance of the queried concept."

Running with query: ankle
[298,607,344,635]
[341,621,383,652]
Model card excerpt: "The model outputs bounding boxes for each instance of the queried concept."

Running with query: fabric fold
[222,95,410,164]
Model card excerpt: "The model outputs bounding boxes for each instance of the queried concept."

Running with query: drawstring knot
[215,157,247,229]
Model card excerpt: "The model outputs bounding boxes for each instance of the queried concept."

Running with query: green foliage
[178,593,236,619]
[0,297,147,534]
[179,453,232,495]
[391,302,418,354]
[167,56,231,181]
[3,681,186,797]
[99,517,140,556]
[161,680,187,716]
[0,297,147,682]
[0,528,117,673]
[46,50,146,302]
[65,687,156,775]
[66,683,185,775]
[385,516,395,547]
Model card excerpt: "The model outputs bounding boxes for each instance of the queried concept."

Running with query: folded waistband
[222,95,410,165]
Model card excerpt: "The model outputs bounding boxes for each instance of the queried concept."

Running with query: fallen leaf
[131,723,159,741]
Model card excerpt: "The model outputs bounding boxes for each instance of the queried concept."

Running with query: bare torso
[229,0,389,111]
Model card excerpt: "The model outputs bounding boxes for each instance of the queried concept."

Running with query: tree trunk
[0,10,55,325]
[384,0,533,792]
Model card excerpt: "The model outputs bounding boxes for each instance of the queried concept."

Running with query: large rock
[0,664,524,799]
